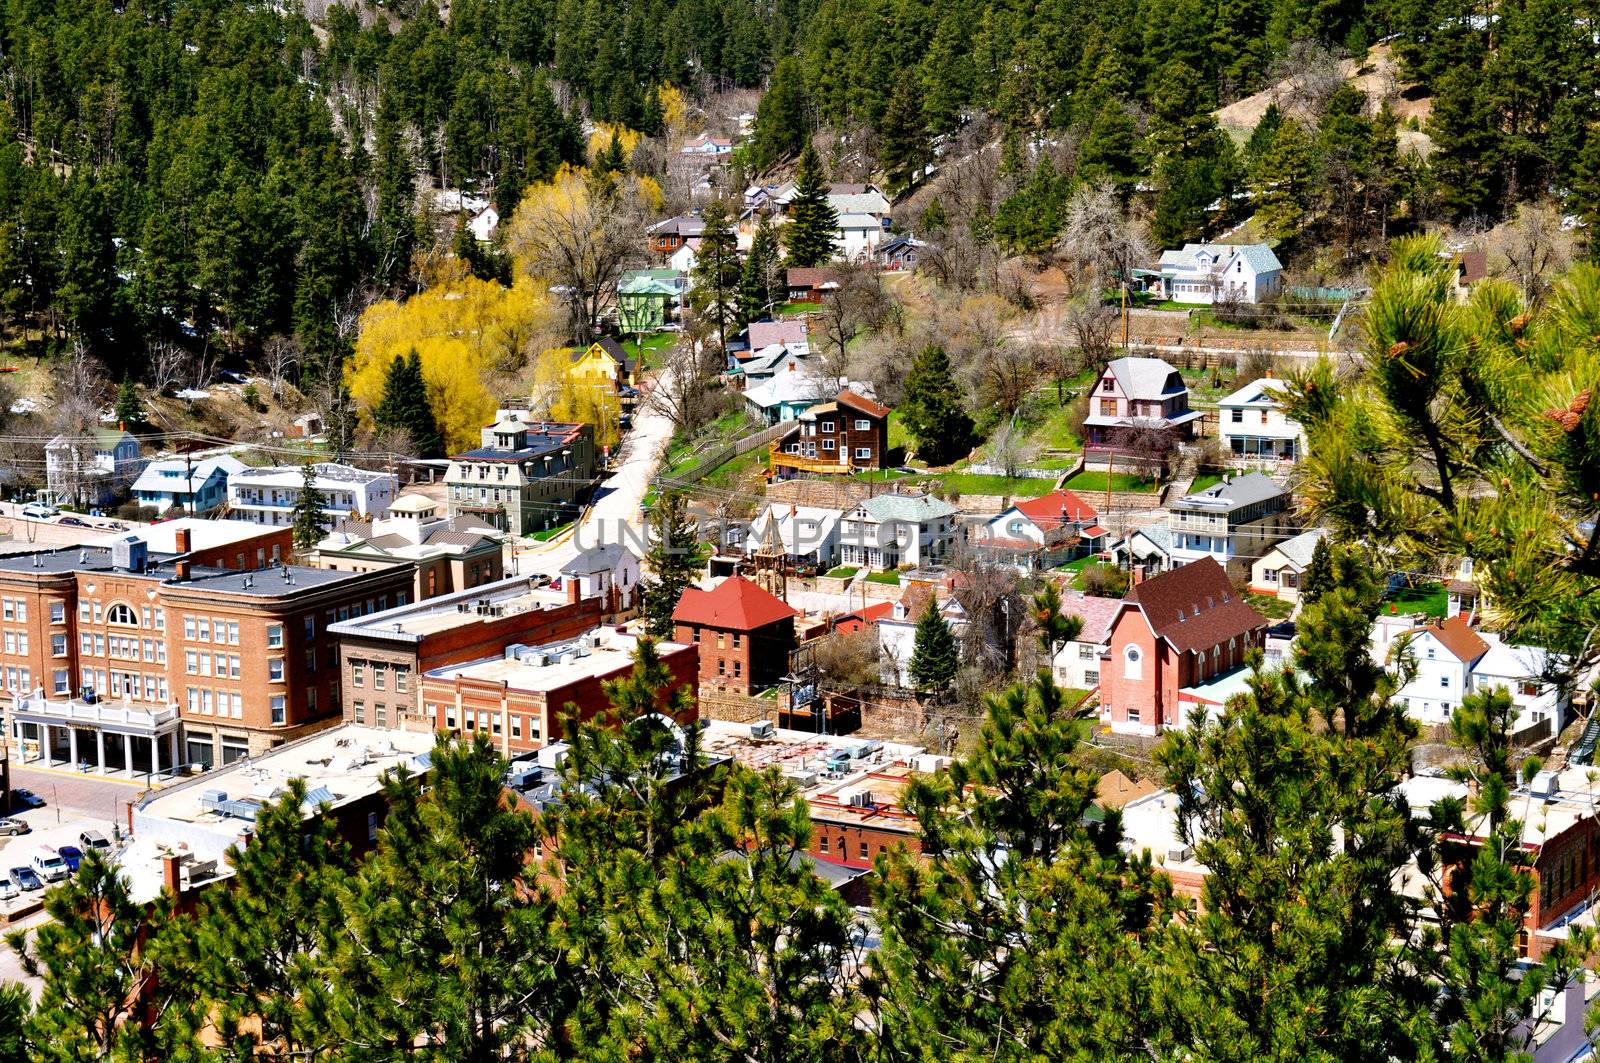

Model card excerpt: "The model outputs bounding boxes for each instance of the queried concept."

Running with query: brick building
[420,626,698,757]
[0,537,414,774]
[1098,556,1267,735]
[95,519,295,572]
[328,575,603,732]
[673,576,798,695]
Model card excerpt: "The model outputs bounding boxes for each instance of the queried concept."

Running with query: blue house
[131,455,247,515]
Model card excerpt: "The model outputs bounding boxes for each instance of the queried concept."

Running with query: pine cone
[1387,341,1410,359]
[1543,389,1591,433]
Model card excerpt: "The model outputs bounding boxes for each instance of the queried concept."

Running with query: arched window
[1123,645,1142,681]
[107,603,138,627]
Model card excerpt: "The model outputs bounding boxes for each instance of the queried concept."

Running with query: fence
[675,421,794,484]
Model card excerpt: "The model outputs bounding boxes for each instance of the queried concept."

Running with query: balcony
[12,693,181,736]
[1169,513,1229,534]
[769,442,852,476]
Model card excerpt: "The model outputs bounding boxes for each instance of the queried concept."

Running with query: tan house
[312,494,504,602]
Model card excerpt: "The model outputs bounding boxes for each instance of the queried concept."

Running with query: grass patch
[865,570,902,586]
[699,448,765,490]
[938,473,1056,498]
[1385,581,1448,618]
[825,566,859,580]
[1065,470,1161,493]
[1246,592,1295,620]
[622,332,676,370]
[887,410,910,453]
[1189,471,1225,492]
[1060,554,1098,590]
[530,521,574,542]
[776,301,817,316]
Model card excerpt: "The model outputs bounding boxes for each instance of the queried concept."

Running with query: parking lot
[0,765,135,906]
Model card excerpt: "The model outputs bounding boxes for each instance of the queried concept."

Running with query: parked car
[9,788,43,811]
[0,879,17,902]
[56,845,83,873]
[79,829,111,853]
[31,847,68,883]
[8,866,41,892]
[57,515,90,527]
[0,818,29,837]
[19,502,57,519]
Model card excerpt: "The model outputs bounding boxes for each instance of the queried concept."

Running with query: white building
[835,214,886,262]
[1155,243,1283,304]
[1249,527,1328,604]
[1167,472,1292,572]
[228,462,397,527]
[468,205,500,243]
[1375,615,1567,737]
[44,427,144,507]
[743,504,842,569]
[130,455,247,515]
[839,493,959,571]
[1050,591,1121,692]
[1217,375,1305,462]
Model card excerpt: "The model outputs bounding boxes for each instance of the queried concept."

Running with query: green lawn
[699,448,765,490]
[622,332,676,370]
[1386,581,1448,618]
[824,566,859,580]
[938,473,1056,498]
[530,521,574,542]
[1189,471,1225,492]
[1060,554,1097,591]
[887,410,909,453]
[776,301,817,316]
[1065,470,1161,493]
[865,570,902,585]
[1246,592,1294,620]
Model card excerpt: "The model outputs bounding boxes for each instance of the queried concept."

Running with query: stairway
[1570,713,1600,766]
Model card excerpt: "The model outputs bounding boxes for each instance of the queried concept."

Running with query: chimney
[566,577,581,605]
[162,853,182,894]
[175,528,191,554]
[175,560,191,582]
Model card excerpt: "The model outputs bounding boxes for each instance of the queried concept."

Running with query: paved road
[7,763,147,827]
[513,368,677,575]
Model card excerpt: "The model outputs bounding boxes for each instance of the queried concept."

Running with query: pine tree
[1251,115,1315,243]
[752,56,808,168]
[1299,533,1333,604]
[324,731,558,1058]
[637,492,700,638]
[993,154,1070,253]
[290,462,329,554]
[189,778,351,1057]
[872,591,1168,1057]
[689,200,741,350]
[908,605,960,694]
[373,96,416,291]
[5,850,203,1060]
[740,217,783,323]
[899,345,975,465]
[597,129,628,175]
[1427,63,1502,220]
[878,72,930,196]
[375,349,443,457]
[1077,103,1140,198]
[784,143,838,268]
[114,378,142,427]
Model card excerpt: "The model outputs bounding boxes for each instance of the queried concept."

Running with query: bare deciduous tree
[962,340,1041,420]
[815,262,900,380]
[812,628,882,690]
[1487,201,1577,305]
[1059,181,1153,294]
[648,325,733,436]
[261,334,302,403]
[949,550,1026,677]
[1108,418,1179,480]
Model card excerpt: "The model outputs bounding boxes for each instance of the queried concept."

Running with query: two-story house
[227,463,397,528]
[1082,357,1203,447]
[838,494,958,571]
[1049,590,1121,692]
[444,416,596,536]
[1099,557,1268,735]
[878,584,967,688]
[1167,472,1293,577]
[131,456,247,516]
[1376,615,1567,736]
[647,215,705,259]
[1249,528,1328,604]
[565,338,638,412]
[1217,374,1305,462]
[769,390,890,477]
[44,427,144,508]
[977,489,1107,571]
[1155,243,1283,304]
[742,505,842,570]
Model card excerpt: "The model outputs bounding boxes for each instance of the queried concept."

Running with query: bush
[1081,563,1129,598]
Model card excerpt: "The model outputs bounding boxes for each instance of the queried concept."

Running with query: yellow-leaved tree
[530,346,623,451]
[348,276,558,453]
[587,124,642,167]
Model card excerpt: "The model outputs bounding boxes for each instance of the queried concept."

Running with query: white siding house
[1156,243,1283,304]
[228,463,397,527]
[1217,375,1305,462]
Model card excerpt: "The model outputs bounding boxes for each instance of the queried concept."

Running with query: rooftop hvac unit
[785,770,818,788]
[504,644,528,661]
[537,742,570,770]
[848,791,877,809]
[1166,844,1195,863]
[560,652,577,665]
[1530,770,1561,801]
[749,721,775,739]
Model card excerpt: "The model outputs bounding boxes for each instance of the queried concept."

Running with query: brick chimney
[566,576,581,605]
[175,560,191,582]
[175,527,191,554]
[162,853,182,894]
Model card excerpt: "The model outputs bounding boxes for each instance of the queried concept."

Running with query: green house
[618,271,682,333]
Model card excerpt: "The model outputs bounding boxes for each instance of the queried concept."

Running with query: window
[304,616,315,641]
[1085,669,1100,686]
[50,601,65,624]
[183,617,196,640]
[1440,675,1449,688]
[854,448,871,459]
[1078,645,1096,660]
[197,618,211,642]
[52,669,69,695]
[353,700,365,724]
[185,651,199,675]
[1231,409,1243,423]
[822,438,836,451]
[854,419,871,430]
[1426,646,1435,659]
[270,696,286,724]
[305,647,316,673]
[859,840,869,859]
[353,662,365,687]
[373,666,386,691]
[269,659,285,681]
[107,603,137,626]
[1128,706,1141,723]
[819,835,828,854]
[367,812,379,842]
[821,420,836,433]
[267,624,283,648]
[395,668,409,693]
[1101,378,1114,392]
[1123,645,1142,680]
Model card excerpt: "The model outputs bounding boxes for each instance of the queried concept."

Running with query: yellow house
[566,338,636,393]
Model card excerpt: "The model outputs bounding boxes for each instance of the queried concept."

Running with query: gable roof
[1264,528,1327,570]
[746,320,809,350]
[1408,615,1490,664]
[1122,557,1266,654]
[1105,357,1186,400]
[1174,471,1285,511]
[786,267,839,289]
[572,337,632,374]
[561,542,638,576]
[673,576,797,630]
[1013,489,1098,527]
[1095,769,1160,811]
[835,389,889,419]
[858,493,957,523]
[1057,589,1121,644]
[1218,375,1289,408]
[831,600,895,630]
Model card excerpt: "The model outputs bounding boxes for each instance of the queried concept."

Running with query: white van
[31,847,68,882]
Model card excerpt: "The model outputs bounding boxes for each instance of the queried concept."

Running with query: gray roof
[858,493,958,523]
[1236,243,1283,273]
[1106,357,1185,400]
[0,546,379,598]
[1175,471,1285,511]
[561,543,638,576]
[1268,528,1327,569]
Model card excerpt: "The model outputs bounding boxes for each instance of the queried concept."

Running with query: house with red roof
[1099,557,1267,735]
[830,600,894,634]
[770,389,892,477]
[977,489,1108,571]
[672,576,799,695]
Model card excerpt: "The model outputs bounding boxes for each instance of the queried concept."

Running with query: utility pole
[1121,281,1130,350]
